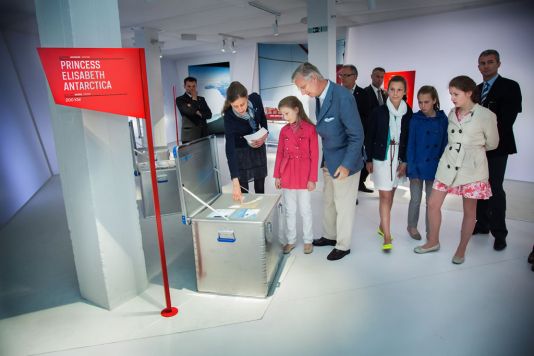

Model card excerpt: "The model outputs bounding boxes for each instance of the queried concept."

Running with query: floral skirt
[433,180,492,199]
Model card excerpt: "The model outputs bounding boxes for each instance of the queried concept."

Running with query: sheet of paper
[231,209,260,219]
[207,209,235,218]
[243,127,268,142]
[229,196,263,209]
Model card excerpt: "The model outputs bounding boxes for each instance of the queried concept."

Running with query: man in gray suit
[292,62,365,261]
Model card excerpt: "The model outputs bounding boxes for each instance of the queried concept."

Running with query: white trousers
[281,189,313,244]
[322,168,360,251]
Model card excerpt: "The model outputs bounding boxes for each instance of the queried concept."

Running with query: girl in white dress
[365,76,412,251]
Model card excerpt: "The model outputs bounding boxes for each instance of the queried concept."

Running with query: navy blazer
[477,75,522,156]
[353,85,368,131]
[316,81,365,176]
[223,93,268,179]
[176,93,212,142]
[365,104,412,163]
[361,85,387,123]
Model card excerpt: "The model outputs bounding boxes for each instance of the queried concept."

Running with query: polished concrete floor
[1,141,533,356]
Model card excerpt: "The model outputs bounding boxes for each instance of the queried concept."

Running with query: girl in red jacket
[274,96,319,255]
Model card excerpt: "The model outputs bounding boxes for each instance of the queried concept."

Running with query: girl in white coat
[414,76,498,264]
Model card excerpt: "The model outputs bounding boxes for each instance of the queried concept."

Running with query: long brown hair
[222,81,248,113]
[278,96,314,125]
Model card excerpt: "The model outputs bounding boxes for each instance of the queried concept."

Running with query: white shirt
[317,80,331,107]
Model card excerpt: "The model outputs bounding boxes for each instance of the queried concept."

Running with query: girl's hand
[275,178,281,190]
[307,181,316,192]
[397,162,407,177]
[232,178,243,202]
[366,162,373,174]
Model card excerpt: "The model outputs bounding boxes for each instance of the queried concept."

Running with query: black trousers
[238,178,265,194]
[359,165,370,188]
[476,154,508,241]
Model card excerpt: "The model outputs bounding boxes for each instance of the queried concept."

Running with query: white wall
[0,30,56,227]
[345,1,534,182]
[160,58,180,145]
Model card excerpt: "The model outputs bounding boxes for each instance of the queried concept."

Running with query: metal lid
[175,136,221,221]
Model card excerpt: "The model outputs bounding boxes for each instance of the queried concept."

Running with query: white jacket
[435,104,498,187]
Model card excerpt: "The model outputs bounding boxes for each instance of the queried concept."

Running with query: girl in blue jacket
[406,86,448,240]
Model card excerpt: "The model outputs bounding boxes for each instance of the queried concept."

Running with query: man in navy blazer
[473,49,522,251]
[292,62,365,261]
[362,67,387,121]
[339,64,373,194]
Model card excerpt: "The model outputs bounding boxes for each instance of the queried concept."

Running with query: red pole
[172,85,179,145]
[139,49,178,318]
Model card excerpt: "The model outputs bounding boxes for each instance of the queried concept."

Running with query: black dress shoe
[327,248,351,261]
[528,247,534,264]
[494,239,507,251]
[472,223,490,235]
[359,185,374,193]
[312,237,337,247]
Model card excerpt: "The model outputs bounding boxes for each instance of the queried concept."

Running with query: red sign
[384,70,416,108]
[37,48,146,118]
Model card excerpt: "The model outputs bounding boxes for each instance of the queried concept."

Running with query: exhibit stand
[175,136,283,297]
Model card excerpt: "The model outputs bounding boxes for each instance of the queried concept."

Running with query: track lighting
[221,38,227,52]
[273,16,279,37]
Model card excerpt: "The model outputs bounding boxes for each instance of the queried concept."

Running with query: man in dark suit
[473,49,522,251]
[176,76,212,143]
[362,67,387,120]
[292,62,364,261]
[339,64,372,193]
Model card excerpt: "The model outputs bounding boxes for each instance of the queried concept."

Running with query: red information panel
[384,70,416,109]
[37,48,146,118]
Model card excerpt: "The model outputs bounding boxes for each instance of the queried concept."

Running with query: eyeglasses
[337,73,355,78]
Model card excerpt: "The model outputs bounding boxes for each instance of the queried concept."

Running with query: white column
[307,0,337,81]
[133,27,166,147]
[35,0,148,310]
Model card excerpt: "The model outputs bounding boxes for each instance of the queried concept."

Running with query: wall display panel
[188,62,230,134]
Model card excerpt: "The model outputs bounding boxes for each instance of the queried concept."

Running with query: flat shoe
[377,228,394,241]
[382,243,393,252]
[452,255,465,264]
[407,228,422,240]
[377,227,384,237]
[283,244,295,254]
[414,243,440,254]
[303,243,313,254]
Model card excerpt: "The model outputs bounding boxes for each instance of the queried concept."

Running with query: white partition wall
[345,1,534,182]
[35,0,148,309]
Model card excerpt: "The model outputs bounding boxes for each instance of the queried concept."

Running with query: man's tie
[377,89,384,105]
[480,82,490,105]
[315,97,321,117]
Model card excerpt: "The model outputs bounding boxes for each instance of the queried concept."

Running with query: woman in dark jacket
[223,81,268,202]
[365,75,412,251]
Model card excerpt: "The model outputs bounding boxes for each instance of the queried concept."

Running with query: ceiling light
[248,1,281,17]
[221,38,227,52]
[273,16,279,36]
[231,40,237,54]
